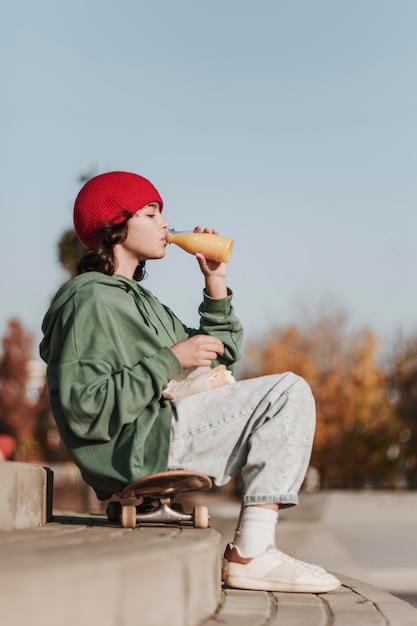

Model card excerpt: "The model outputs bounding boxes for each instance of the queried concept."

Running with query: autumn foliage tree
[0,318,37,459]
[33,381,71,463]
[387,335,417,488]
[0,317,71,462]
[240,310,399,488]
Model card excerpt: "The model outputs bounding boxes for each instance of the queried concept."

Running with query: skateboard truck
[106,470,212,529]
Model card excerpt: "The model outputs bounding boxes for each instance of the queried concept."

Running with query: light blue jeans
[167,372,316,507]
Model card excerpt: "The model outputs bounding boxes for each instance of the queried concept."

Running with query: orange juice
[166,230,234,263]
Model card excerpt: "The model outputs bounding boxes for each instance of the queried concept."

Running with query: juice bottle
[166,229,234,263]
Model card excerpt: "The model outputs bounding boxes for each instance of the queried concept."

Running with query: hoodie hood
[39,272,138,362]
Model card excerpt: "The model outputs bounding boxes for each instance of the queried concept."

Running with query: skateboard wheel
[193,505,209,529]
[106,501,122,523]
[121,505,137,529]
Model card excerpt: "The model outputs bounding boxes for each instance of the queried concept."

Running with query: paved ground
[193,490,417,625]
[198,490,417,598]
[201,577,417,626]
[2,461,417,626]
[2,505,417,626]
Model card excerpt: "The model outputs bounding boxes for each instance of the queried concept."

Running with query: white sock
[232,506,279,558]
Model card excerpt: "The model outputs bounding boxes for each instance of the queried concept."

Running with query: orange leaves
[0,318,36,459]
[239,310,396,487]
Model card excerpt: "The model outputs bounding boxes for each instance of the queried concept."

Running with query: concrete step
[0,463,221,625]
[0,514,221,626]
[2,464,416,625]
[0,461,52,530]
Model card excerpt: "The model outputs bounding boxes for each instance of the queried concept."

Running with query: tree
[240,310,398,488]
[0,318,37,459]
[33,381,71,462]
[387,335,417,488]
[58,229,85,277]
[57,170,95,277]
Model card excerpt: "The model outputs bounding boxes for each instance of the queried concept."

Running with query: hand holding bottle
[166,225,230,298]
[193,227,228,298]
[166,226,234,263]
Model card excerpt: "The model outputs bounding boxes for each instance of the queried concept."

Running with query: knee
[286,372,315,410]
[296,373,313,396]
[284,371,313,396]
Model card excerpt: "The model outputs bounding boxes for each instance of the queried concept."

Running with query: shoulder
[57,274,138,327]
[73,273,135,304]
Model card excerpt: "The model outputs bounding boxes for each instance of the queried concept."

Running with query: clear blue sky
[1,1,417,357]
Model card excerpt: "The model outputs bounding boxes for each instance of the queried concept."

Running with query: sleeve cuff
[202,288,233,314]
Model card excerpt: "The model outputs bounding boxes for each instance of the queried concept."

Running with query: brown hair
[76,213,146,282]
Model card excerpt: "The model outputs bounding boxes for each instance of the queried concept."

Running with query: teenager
[40,171,340,593]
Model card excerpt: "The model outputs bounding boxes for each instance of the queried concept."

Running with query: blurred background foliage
[1,177,416,489]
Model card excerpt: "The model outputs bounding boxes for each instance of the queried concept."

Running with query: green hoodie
[40,272,243,499]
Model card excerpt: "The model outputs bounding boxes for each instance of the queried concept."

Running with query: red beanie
[73,171,164,248]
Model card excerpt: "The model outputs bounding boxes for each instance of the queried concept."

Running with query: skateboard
[106,469,212,529]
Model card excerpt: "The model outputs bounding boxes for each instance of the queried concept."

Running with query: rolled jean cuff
[242,493,299,508]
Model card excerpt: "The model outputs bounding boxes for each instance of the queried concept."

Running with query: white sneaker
[223,543,341,593]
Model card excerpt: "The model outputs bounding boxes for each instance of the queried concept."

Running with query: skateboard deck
[106,469,212,529]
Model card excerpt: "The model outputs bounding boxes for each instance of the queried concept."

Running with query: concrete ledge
[0,462,52,530]
[0,517,221,626]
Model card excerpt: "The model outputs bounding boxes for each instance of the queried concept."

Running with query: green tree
[57,170,95,277]
[58,229,85,277]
